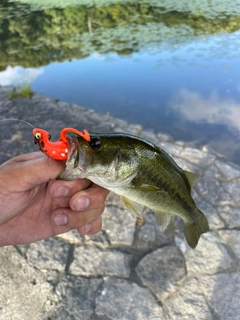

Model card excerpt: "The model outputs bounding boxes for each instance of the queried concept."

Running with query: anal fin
[154,212,175,237]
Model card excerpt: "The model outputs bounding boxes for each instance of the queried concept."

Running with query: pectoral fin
[154,212,175,237]
[132,182,167,193]
[121,196,144,218]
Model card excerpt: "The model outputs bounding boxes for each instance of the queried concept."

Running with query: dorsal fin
[183,170,198,189]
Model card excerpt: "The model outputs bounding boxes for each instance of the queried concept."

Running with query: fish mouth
[66,132,86,171]
[58,133,84,180]
[66,134,79,167]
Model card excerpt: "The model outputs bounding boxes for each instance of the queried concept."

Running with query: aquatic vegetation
[8,86,33,99]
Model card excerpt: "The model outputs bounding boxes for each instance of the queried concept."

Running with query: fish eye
[35,132,41,140]
[48,134,51,140]
[88,137,101,149]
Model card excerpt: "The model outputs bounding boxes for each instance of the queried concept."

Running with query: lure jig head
[33,127,90,160]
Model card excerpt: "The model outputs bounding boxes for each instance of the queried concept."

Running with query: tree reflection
[1,1,240,70]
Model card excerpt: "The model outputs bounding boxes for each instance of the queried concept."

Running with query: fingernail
[74,196,90,211]
[54,187,69,198]
[79,223,92,234]
[54,212,68,226]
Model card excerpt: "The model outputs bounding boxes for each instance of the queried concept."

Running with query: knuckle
[92,189,107,207]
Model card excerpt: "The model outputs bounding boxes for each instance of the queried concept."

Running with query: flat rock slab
[54,275,102,320]
[199,273,240,320]
[163,278,213,320]
[0,246,57,319]
[95,277,163,320]
[136,246,186,300]
[0,86,240,320]
[70,245,132,277]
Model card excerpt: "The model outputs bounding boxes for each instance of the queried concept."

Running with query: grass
[8,85,33,99]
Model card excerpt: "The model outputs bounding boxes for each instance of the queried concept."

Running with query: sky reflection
[0,66,44,86]
[1,30,240,163]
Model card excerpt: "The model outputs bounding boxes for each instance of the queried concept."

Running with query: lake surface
[1,0,240,164]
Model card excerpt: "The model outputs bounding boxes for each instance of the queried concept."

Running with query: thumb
[1,152,66,190]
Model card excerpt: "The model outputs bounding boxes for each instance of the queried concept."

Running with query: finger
[9,151,45,162]
[49,178,92,199]
[52,205,104,229]
[77,216,102,235]
[69,184,109,212]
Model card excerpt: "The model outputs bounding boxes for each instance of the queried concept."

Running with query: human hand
[0,152,109,246]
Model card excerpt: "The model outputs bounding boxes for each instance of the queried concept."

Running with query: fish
[33,128,209,248]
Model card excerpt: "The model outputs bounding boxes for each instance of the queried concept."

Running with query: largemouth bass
[59,131,209,249]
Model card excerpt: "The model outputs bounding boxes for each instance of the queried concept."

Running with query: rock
[95,277,163,320]
[93,121,115,131]
[124,124,142,136]
[174,157,203,176]
[163,278,213,320]
[219,229,240,259]
[204,163,224,180]
[57,228,110,247]
[134,212,174,249]
[0,246,57,320]
[179,147,216,168]
[26,238,70,272]
[70,245,132,277]
[0,85,13,97]
[136,246,186,300]
[53,275,102,320]
[195,177,233,206]
[215,160,240,180]
[159,142,184,157]
[83,230,110,247]
[112,118,129,130]
[218,205,240,228]
[157,132,172,142]
[56,229,85,244]
[141,130,160,145]
[193,199,225,230]
[106,191,124,207]
[222,178,240,204]
[199,273,240,320]
[102,205,136,246]
[183,232,234,275]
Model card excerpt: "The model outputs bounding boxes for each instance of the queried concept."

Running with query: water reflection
[170,88,240,162]
[171,89,240,131]
[0,66,44,86]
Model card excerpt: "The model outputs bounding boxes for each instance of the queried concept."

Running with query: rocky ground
[0,85,239,320]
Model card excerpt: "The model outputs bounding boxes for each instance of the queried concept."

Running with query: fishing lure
[33,128,90,160]
[0,118,90,160]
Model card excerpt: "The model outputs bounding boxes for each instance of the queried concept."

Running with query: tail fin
[184,211,209,249]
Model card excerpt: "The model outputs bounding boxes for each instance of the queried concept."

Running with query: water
[1,1,240,164]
